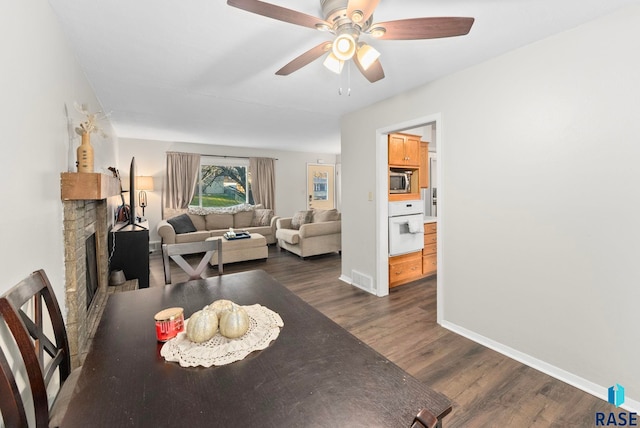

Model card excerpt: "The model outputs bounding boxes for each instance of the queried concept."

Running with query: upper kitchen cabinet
[420,141,429,188]
[388,133,421,167]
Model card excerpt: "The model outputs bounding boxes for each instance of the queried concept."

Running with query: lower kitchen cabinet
[389,251,422,288]
[388,221,438,288]
[423,222,437,276]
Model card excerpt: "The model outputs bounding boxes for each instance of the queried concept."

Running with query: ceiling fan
[227,0,474,83]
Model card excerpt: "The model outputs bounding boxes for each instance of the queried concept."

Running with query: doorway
[375,113,443,323]
[307,163,336,210]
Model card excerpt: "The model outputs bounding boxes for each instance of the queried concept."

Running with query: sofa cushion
[188,214,206,231]
[234,210,255,228]
[205,213,233,230]
[252,209,273,226]
[312,208,339,223]
[175,231,213,244]
[276,228,300,245]
[291,210,312,230]
[167,214,197,234]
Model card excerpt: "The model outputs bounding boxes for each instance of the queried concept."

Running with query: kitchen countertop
[424,216,437,223]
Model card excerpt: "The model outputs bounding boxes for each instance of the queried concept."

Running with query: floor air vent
[352,270,373,292]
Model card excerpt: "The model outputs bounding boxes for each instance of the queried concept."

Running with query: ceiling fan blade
[347,0,380,25]
[353,56,385,83]
[373,17,474,40]
[227,0,330,30]
[276,42,332,76]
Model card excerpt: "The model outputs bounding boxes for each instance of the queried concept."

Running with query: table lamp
[137,176,154,218]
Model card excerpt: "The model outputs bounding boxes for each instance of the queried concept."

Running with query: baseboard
[339,274,352,285]
[440,320,640,413]
[149,240,161,253]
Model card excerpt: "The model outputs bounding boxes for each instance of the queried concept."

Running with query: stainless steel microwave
[389,171,411,193]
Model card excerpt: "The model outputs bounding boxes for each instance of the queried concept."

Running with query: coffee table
[205,232,268,268]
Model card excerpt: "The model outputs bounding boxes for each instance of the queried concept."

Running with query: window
[190,157,253,208]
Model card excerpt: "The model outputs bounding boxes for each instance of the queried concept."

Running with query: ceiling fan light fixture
[351,10,364,23]
[315,23,331,32]
[332,33,356,61]
[357,43,380,71]
[323,52,344,74]
[370,26,386,38]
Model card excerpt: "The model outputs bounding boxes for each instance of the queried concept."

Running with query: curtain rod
[166,151,278,160]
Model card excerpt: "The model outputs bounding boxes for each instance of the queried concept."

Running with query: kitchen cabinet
[419,142,429,188]
[422,221,437,276]
[387,221,437,288]
[389,251,422,288]
[388,133,421,167]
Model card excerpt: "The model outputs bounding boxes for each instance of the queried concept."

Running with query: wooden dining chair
[162,239,222,284]
[0,343,28,427]
[0,269,81,428]
[410,408,439,428]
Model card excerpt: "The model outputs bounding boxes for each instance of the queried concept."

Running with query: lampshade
[332,33,356,61]
[136,176,154,191]
[323,52,344,74]
[356,43,380,71]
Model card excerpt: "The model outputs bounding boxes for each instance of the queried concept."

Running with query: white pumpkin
[186,309,218,343]
[219,304,250,339]
[205,299,234,319]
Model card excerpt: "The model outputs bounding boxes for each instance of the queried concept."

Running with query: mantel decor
[77,132,94,173]
[74,102,108,173]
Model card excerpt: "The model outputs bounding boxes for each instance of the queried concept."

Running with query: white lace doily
[160,304,284,368]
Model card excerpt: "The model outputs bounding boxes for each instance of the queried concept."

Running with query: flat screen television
[129,157,137,225]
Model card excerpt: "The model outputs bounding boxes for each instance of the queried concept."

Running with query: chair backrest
[0,269,71,427]
[162,239,221,284]
[410,409,438,428]
[0,343,29,427]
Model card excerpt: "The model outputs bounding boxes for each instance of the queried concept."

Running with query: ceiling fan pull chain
[347,62,352,96]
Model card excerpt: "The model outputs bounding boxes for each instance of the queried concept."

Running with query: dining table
[62,269,452,427]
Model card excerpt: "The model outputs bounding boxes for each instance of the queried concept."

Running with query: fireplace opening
[85,232,99,309]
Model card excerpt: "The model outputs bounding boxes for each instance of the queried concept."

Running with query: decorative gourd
[219,304,250,339]
[205,299,234,319]
[186,309,218,343]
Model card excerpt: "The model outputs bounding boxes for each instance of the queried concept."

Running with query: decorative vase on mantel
[77,132,94,173]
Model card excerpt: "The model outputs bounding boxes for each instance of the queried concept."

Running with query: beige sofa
[276,209,341,258]
[158,206,279,245]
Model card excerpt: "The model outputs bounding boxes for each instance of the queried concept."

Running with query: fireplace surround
[61,172,120,367]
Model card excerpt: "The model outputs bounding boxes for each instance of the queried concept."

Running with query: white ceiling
[49,0,636,154]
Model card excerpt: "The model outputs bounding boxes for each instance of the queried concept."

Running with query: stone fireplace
[61,172,121,367]
[63,199,109,368]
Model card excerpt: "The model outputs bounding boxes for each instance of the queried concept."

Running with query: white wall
[0,1,117,310]
[342,5,640,408]
[118,138,338,244]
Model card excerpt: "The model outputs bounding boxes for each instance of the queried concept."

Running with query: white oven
[388,200,424,256]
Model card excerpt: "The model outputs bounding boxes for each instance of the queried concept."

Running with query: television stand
[109,221,149,288]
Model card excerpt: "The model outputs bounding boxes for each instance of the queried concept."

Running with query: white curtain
[249,157,275,211]
[164,152,200,209]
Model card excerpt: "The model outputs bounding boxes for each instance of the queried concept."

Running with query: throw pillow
[252,209,273,227]
[312,208,339,223]
[291,210,312,230]
[234,210,255,228]
[167,214,197,234]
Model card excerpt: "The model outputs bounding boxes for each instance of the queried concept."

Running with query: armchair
[276,209,341,258]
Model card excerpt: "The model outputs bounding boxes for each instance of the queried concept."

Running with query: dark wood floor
[151,246,619,427]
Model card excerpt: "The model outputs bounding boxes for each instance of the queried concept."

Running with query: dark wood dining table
[62,269,452,427]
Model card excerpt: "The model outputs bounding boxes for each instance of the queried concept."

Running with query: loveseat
[157,205,279,245]
[275,209,341,258]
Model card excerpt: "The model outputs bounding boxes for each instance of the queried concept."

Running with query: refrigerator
[421,153,437,217]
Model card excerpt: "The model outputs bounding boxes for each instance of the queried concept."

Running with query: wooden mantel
[61,172,121,201]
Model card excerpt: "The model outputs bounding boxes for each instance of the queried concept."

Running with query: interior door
[307,163,335,210]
